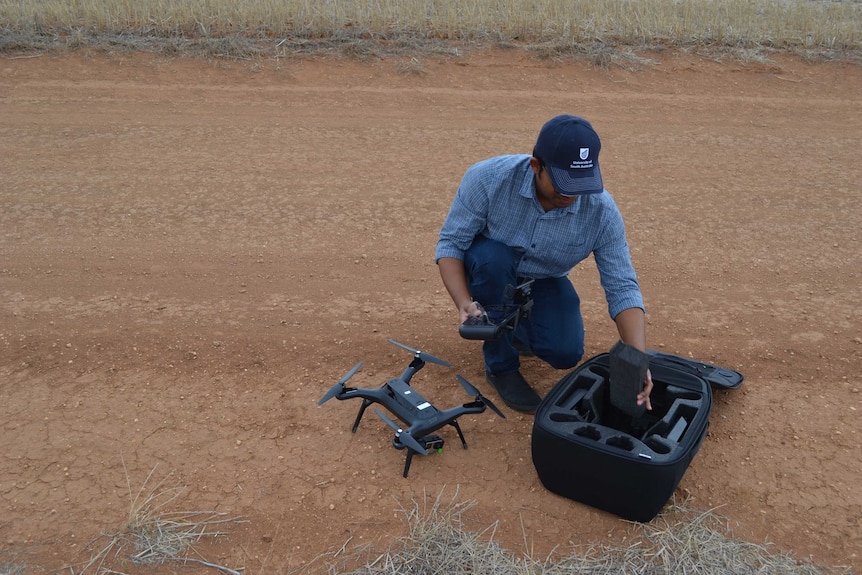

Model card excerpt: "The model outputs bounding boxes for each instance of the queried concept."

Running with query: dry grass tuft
[639,504,852,575]
[302,490,853,575]
[394,56,427,75]
[74,463,244,575]
[0,562,26,575]
[0,0,860,64]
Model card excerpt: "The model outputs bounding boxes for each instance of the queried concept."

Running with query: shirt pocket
[552,237,591,271]
[524,236,589,277]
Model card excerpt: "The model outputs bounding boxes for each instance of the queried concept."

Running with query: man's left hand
[637,368,653,410]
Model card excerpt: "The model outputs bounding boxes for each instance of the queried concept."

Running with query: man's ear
[529,157,541,174]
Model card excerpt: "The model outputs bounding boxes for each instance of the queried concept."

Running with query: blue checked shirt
[436,155,644,319]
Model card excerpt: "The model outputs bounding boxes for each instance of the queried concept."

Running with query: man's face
[530,157,579,209]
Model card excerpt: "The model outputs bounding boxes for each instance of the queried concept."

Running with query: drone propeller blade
[479,395,506,420]
[317,383,341,406]
[456,373,480,396]
[456,374,506,419]
[373,408,402,432]
[318,361,364,405]
[387,339,451,367]
[340,361,364,384]
[373,409,428,455]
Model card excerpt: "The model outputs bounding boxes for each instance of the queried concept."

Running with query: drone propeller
[318,361,364,405]
[456,374,506,419]
[373,409,428,455]
[387,339,452,367]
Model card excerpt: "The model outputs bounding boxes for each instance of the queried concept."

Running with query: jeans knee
[468,239,516,271]
[465,237,518,298]
[540,346,583,370]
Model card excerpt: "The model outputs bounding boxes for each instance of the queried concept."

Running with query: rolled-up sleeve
[435,166,490,262]
[593,204,644,318]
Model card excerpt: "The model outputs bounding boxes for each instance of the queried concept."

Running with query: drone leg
[450,421,468,449]
[403,450,414,478]
[351,399,372,433]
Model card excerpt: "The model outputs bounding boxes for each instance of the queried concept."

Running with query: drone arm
[443,404,487,420]
[414,405,485,451]
[326,388,395,433]
[332,387,391,404]
[399,357,425,383]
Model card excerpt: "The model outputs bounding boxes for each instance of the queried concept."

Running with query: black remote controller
[459,314,503,340]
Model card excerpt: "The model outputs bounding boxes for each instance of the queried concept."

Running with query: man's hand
[637,368,653,410]
[614,307,652,410]
[461,300,486,324]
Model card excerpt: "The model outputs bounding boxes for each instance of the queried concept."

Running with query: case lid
[647,350,744,390]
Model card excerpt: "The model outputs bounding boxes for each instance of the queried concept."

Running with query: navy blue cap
[533,115,604,196]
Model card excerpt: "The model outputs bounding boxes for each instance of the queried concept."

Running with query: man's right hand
[439,257,476,324]
[461,300,486,324]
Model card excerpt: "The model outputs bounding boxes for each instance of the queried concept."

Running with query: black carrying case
[531,350,742,522]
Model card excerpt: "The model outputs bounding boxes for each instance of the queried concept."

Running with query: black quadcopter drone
[318,339,505,477]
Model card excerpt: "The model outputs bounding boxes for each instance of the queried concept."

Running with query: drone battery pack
[608,340,649,418]
[531,350,742,522]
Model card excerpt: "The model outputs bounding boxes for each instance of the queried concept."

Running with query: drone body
[318,339,505,477]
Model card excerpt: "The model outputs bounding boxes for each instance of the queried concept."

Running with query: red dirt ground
[1,49,860,574]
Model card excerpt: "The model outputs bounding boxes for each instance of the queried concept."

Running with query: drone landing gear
[351,398,374,433]
[397,426,468,478]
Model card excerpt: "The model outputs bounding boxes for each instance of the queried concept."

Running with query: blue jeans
[464,236,585,375]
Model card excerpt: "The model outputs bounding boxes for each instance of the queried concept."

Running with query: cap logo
[570,148,594,170]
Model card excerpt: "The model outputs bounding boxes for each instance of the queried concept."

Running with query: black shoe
[513,339,535,357]
[485,370,541,414]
